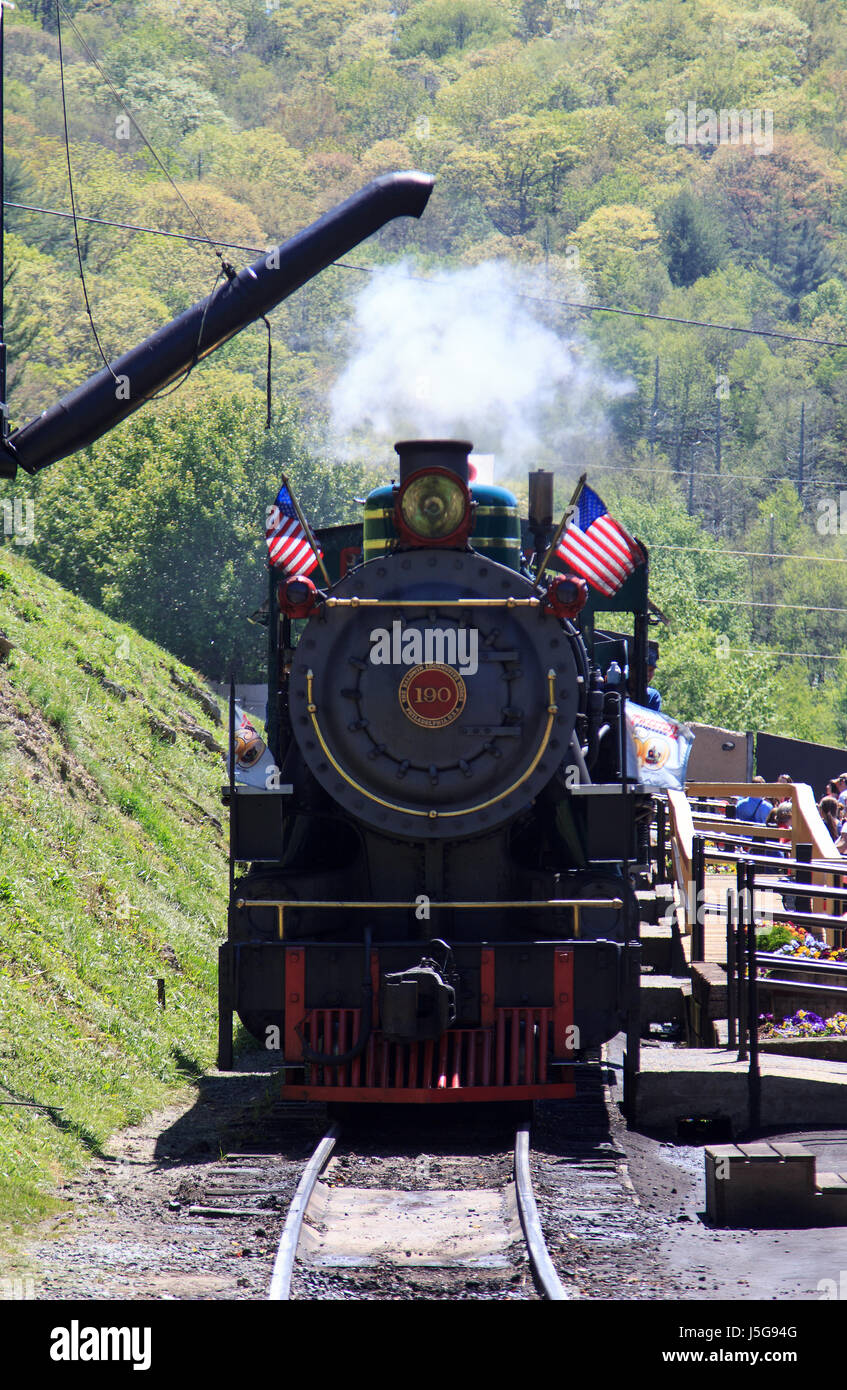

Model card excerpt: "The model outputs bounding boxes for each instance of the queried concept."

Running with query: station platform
[629,1044,847,1136]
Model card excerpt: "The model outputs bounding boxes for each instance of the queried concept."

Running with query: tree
[659,191,726,287]
[570,204,667,304]
[443,113,579,236]
[396,0,515,60]
[19,395,372,681]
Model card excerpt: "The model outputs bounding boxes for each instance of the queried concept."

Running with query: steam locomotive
[0,170,648,1103]
[219,436,649,1101]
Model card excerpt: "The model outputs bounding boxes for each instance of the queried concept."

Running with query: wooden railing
[686,782,838,866]
[667,782,842,934]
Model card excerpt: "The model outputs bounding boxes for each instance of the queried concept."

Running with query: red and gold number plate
[398,664,467,729]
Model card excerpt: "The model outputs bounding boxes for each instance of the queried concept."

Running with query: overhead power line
[690,597,847,613]
[5,201,266,256]
[55,0,227,264]
[585,459,843,490]
[727,648,842,661]
[652,545,847,564]
[7,204,847,352]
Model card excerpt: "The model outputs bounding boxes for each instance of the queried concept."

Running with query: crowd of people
[817,774,847,853]
[735,772,847,854]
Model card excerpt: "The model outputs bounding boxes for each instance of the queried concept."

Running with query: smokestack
[394,439,472,485]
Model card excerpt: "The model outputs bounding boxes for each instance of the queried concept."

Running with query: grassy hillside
[0,544,232,1233]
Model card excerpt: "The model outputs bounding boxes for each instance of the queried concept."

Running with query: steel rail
[269,1121,569,1301]
[514,1125,569,1301]
[268,1123,339,1301]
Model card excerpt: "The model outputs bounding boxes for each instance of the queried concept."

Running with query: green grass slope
[0,545,232,1232]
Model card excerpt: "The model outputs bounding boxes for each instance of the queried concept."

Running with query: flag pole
[534,472,587,589]
[280,470,332,588]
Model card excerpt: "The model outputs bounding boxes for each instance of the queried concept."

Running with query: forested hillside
[3,0,847,737]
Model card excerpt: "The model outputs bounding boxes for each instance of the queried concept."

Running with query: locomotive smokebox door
[381,961,457,1043]
[288,548,579,840]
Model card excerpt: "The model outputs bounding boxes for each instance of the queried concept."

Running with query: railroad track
[269,1119,571,1301]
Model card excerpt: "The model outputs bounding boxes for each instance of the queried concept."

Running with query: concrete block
[812,1173,847,1224]
[817,1172,847,1191]
[639,975,691,1025]
[632,1047,847,1135]
[636,890,661,926]
[640,924,673,972]
[706,1141,817,1226]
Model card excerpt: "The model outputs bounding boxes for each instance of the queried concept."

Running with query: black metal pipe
[1,171,434,478]
[736,859,748,1062]
[228,676,236,904]
[745,861,761,1132]
[584,670,604,769]
[726,888,736,1050]
[656,796,667,883]
[623,939,641,1120]
[795,840,812,915]
[689,834,706,963]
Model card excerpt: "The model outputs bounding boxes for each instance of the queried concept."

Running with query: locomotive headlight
[395,468,472,547]
[279,574,319,619]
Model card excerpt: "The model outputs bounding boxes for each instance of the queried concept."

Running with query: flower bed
[760,1010,847,1038]
[756,1010,847,1061]
[771,930,847,964]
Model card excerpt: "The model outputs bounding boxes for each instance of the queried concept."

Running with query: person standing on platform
[735,775,773,825]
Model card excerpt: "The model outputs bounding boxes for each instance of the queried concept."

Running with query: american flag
[265,482,320,577]
[555,485,644,597]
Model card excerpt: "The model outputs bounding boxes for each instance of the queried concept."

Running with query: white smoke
[328,260,632,476]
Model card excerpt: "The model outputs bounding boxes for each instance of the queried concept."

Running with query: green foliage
[659,191,727,288]
[396,0,515,60]
[756,924,796,951]
[4,0,847,740]
[13,393,370,680]
[0,545,229,1230]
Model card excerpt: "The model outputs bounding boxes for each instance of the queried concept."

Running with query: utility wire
[577,459,841,489]
[5,201,266,256]
[652,545,847,564]
[8,197,847,353]
[690,597,847,613]
[56,1,232,271]
[726,648,843,661]
[8,205,834,489]
[52,2,239,404]
[55,2,118,382]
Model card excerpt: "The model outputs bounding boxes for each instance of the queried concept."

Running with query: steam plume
[329,260,632,476]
